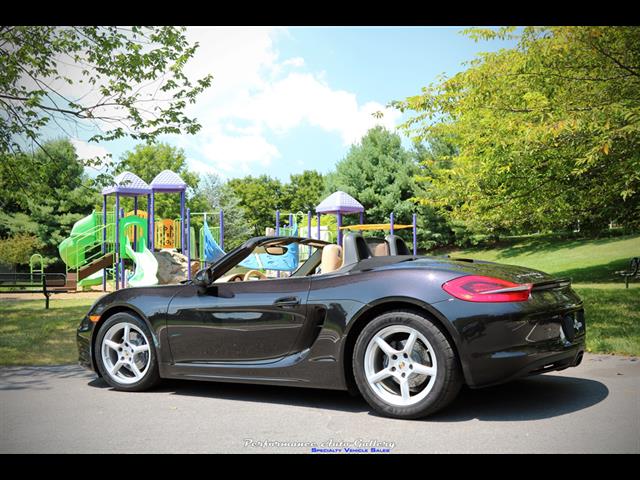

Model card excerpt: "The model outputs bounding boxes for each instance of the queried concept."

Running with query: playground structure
[58,170,192,291]
[56,179,418,291]
[57,169,234,292]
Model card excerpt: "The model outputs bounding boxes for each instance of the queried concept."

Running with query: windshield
[206,237,326,283]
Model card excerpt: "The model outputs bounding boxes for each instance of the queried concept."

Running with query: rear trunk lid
[419,256,581,309]
[416,256,559,285]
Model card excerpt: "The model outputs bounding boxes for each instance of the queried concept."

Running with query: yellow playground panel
[155,218,177,249]
[339,223,413,231]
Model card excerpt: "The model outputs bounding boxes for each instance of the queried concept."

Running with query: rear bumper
[433,289,586,388]
[465,340,585,388]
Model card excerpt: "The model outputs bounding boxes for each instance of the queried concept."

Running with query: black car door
[166,277,312,364]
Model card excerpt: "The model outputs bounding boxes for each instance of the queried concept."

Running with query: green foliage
[326,127,417,223]
[226,175,287,236]
[283,170,325,214]
[199,173,251,250]
[0,234,42,269]
[411,140,460,249]
[0,26,212,189]
[116,142,206,219]
[394,26,640,236]
[0,139,99,267]
[223,170,328,240]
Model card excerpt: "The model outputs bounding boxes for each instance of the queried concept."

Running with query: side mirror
[194,268,213,288]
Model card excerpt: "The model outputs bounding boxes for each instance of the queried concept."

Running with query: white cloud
[70,138,110,160]
[187,157,223,177]
[233,72,400,145]
[282,57,305,67]
[34,27,402,178]
[198,125,281,174]
[174,27,402,177]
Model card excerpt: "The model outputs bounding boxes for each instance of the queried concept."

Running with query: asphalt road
[1,353,638,454]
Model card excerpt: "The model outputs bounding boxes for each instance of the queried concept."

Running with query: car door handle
[274,296,300,306]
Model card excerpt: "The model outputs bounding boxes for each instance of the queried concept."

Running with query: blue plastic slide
[201,219,226,263]
[239,223,299,272]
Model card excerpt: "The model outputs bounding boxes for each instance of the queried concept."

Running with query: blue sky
[60,27,518,181]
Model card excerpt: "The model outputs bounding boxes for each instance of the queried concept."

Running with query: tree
[226,175,286,236]
[324,126,448,250]
[0,26,212,188]
[326,126,418,224]
[199,173,251,250]
[283,170,326,214]
[393,26,640,235]
[0,139,98,267]
[411,139,460,248]
[0,233,42,271]
[117,142,207,220]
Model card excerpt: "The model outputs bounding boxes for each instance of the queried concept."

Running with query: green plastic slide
[124,237,158,287]
[77,269,105,288]
[58,212,101,269]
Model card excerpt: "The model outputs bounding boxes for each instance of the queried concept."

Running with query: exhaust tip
[575,351,584,366]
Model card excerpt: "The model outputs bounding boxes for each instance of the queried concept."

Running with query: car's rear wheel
[353,310,462,419]
[95,312,160,391]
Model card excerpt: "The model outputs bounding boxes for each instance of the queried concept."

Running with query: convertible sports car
[77,233,585,419]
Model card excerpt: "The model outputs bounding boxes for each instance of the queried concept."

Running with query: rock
[153,249,194,284]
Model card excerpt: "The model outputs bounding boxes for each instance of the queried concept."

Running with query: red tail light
[442,275,532,302]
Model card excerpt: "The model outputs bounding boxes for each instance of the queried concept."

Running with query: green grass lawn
[575,287,639,356]
[0,234,638,366]
[0,297,96,365]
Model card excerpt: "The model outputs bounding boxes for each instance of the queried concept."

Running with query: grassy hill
[445,233,640,285]
[442,234,640,355]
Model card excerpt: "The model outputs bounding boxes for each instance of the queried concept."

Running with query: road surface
[1,353,638,453]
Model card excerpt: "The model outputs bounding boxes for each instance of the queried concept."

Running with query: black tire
[353,310,462,419]
[95,312,161,392]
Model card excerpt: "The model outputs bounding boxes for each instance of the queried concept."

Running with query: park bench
[617,257,639,288]
[0,272,72,308]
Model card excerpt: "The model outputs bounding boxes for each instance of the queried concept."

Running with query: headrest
[385,234,411,255]
[373,242,390,256]
[342,232,372,267]
[320,244,343,274]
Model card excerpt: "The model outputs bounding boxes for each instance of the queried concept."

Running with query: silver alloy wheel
[364,325,437,406]
[101,322,151,385]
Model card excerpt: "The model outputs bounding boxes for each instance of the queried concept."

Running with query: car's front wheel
[353,310,462,419]
[95,312,160,391]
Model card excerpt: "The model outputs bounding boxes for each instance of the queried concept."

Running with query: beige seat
[214,272,245,283]
[373,242,390,256]
[320,244,343,274]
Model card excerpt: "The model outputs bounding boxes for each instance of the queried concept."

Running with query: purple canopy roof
[316,191,364,214]
[150,170,187,192]
[102,171,151,196]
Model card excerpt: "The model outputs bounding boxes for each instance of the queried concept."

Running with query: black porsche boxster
[77,233,585,419]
